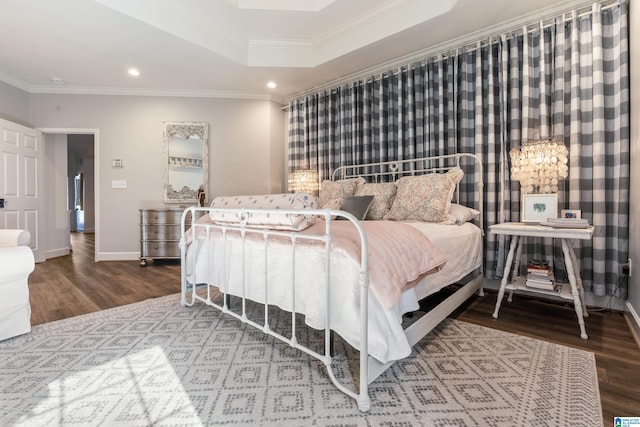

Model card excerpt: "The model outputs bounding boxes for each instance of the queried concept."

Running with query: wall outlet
[111,180,127,189]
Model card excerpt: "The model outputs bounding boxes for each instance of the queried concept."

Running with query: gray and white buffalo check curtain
[288,1,629,297]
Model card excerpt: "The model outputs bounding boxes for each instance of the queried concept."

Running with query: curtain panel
[288,1,629,297]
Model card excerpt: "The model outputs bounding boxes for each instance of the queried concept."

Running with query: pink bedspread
[309,221,447,309]
[186,216,447,310]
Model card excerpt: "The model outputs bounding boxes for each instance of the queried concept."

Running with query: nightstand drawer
[140,224,181,240]
[140,209,182,225]
[141,240,180,258]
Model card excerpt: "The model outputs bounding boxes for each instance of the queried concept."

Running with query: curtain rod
[286,0,621,102]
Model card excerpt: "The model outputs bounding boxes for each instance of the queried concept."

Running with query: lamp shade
[288,169,319,196]
[510,138,568,194]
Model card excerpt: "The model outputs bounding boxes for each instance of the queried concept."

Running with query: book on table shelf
[525,280,562,293]
[527,265,552,276]
[525,259,555,290]
[527,259,552,275]
[525,277,556,290]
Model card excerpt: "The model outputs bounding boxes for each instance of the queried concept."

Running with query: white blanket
[184,218,479,363]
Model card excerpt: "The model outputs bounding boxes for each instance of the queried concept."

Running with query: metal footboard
[178,153,485,412]
[179,207,372,411]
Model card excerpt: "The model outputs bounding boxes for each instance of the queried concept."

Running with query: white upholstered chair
[0,229,34,341]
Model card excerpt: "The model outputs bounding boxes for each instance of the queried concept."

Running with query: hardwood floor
[29,232,180,324]
[28,232,640,425]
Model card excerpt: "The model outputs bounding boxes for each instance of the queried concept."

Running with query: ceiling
[0,0,596,102]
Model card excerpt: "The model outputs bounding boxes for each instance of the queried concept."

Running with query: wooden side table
[490,222,595,339]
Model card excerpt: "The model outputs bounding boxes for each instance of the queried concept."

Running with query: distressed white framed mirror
[163,121,209,204]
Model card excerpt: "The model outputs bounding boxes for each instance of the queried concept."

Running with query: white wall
[44,134,71,258]
[0,81,29,126]
[270,101,287,193]
[627,0,640,337]
[27,94,286,260]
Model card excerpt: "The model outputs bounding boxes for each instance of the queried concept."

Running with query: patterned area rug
[0,294,602,426]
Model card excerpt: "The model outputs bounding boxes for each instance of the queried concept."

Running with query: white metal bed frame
[179,153,484,412]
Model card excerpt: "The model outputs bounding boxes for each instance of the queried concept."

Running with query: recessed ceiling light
[267,81,277,89]
[128,68,140,77]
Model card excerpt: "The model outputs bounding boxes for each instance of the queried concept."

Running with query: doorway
[67,135,95,235]
[40,127,100,262]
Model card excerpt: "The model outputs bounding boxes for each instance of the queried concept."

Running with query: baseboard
[624,301,640,351]
[46,247,70,259]
[96,252,139,262]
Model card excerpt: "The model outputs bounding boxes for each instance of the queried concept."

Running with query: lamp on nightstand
[510,138,568,194]
[288,169,319,196]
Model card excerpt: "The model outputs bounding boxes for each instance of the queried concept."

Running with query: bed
[179,153,484,411]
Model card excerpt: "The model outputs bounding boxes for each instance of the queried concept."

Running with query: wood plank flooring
[29,232,180,324]
[28,232,640,426]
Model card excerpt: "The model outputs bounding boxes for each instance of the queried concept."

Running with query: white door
[0,118,45,262]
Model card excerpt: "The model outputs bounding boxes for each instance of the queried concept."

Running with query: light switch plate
[111,180,127,189]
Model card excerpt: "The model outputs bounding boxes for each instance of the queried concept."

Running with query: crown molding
[224,0,336,12]
[0,75,284,103]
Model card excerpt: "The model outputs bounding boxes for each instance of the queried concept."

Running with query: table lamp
[288,169,319,196]
[509,138,568,194]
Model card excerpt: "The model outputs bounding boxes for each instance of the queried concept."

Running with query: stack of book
[525,260,557,291]
[540,218,590,228]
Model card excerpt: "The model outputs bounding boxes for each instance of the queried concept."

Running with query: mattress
[404,221,483,300]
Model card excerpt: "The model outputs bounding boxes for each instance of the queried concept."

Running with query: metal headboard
[331,153,484,233]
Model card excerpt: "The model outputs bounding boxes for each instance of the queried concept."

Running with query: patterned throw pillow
[386,168,464,222]
[318,177,365,208]
[355,182,397,220]
[322,198,343,210]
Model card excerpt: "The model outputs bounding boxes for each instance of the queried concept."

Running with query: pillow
[322,198,343,210]
[337,195,375,220]
[354,182,397,220]
[386,168,464,222]
[319,177,365,208]
[209,193,317,231]
[318,197,342,220]
[448,203,480,225]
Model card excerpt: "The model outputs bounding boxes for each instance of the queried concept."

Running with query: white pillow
[209,193,317,231]
[448,203,480,225]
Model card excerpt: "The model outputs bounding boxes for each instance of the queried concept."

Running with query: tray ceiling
[0,0,596,100]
